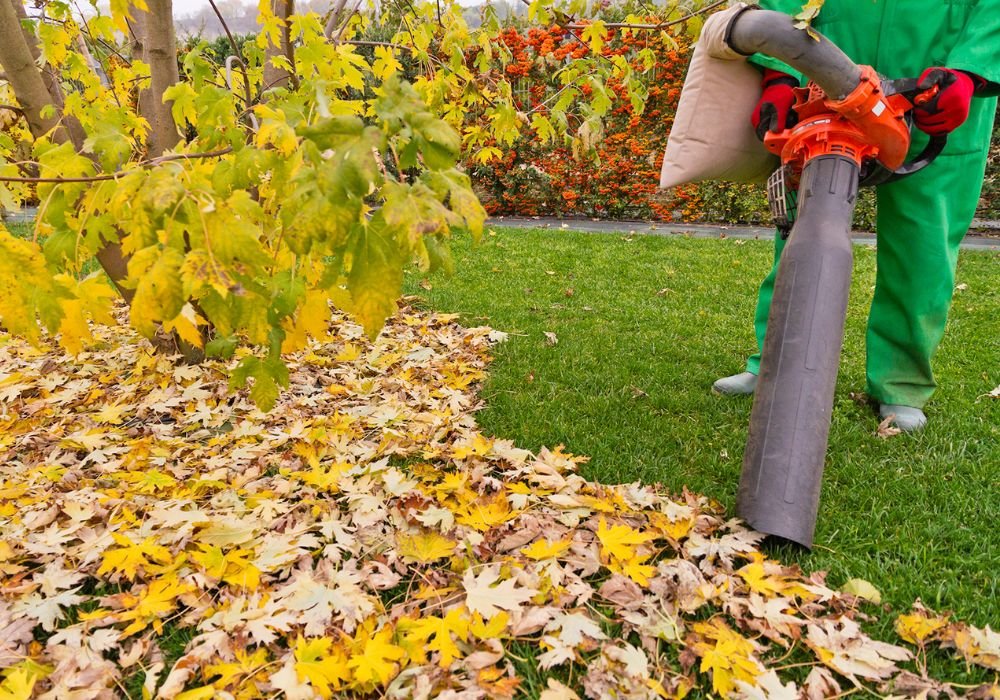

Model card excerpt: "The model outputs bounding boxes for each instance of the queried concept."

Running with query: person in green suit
[713,0,1000,431]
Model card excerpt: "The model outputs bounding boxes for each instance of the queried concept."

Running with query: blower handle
[890,134,948,179]
[858,77,949,187]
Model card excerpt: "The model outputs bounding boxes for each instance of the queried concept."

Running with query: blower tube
[737,155,859,548]
[725,9,862,100]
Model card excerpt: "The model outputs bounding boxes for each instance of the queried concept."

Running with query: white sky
[171,0,250,17]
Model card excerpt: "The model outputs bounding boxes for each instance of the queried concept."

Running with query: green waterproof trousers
[745,0,999,408]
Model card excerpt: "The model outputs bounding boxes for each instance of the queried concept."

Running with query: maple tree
[0,0,723,409]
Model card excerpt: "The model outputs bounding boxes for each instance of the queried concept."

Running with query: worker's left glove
[913,67,981,136]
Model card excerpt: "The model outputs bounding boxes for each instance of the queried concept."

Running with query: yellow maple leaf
[470,611,510,640]
[293,637,350,698]
[281,290,331,353]
[950,625,1000,671]
[56,298,94,356]
[192,545,261,590]
[521,538,572,561]
[648,510,695,541]
[94,402,132,425]
[204,648,270,689]
[162,303,205,350]
[347,626,405,688]
[97,534,172,581]
[452,433,494,460]
[895,605,951,645]
[117,577,193,637]
[397,530,456,564]
[173,688,216,700]
[0,662,49,700]
[596,518,655,562]
[401,607,470,667]
[456,492,516,531]
[610,552,656,587]
[691,618,762,697]
[335,342,361,362]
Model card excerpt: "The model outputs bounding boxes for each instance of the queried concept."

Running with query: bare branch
[333,0,365,45]
[565,0,727,31]
[208,0,255,111]
[324,0,350,41]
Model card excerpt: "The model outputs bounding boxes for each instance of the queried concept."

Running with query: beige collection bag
[659,3,778,189]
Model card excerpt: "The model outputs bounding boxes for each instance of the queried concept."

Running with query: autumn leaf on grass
[737,552,815,600]
[608,552,656,586]
[400,607,470,667]
[840,578,882,604]
[347,626,406,688]
[947,624,1000,671]
[192,544,262,590]
[0,662,49,700]
[397,530,457,564]
[293,637,350,698]
[116,577,194,637]
[685,528,765,571]
[451,432,494,460]
[596,518,654,562]
[97,533,172,581]
[455,492,517,531]
[689,618,764,697]
[597,518,657,584]
[521,538,572,561]
[895,602,950,646]
[539,679,580,700]
[734,669,799,700]
[463,566,538,618]
[470,611,510,641]
[806,617,911,681]
[203,648,270,693]
[648,506,695,541]
[14,587,86,632]
[538,612,607,669]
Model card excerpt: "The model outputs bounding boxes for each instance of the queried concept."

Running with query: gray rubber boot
[713,372,758,395]
[879,404,927,432]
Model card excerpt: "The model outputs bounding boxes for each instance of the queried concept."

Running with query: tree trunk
[143,0,181,157]
[7,0,88,147]
[0,0,131,296]
[263,0,296,91]
[0,0,70,143]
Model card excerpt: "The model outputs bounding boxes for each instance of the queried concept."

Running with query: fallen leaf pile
[0,306,997,699]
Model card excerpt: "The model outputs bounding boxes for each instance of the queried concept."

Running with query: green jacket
[752,0,999,156]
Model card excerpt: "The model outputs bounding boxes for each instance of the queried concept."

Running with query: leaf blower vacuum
[719,8,946,548]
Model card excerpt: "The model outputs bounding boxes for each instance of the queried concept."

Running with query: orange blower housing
[762,65,919,175]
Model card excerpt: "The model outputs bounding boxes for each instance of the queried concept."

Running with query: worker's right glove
[751,69,799,141]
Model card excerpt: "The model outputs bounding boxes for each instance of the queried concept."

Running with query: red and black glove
[751,69,799,141]
[912,67,985,136]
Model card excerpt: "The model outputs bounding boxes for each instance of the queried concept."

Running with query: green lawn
[407,226,1000,636]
